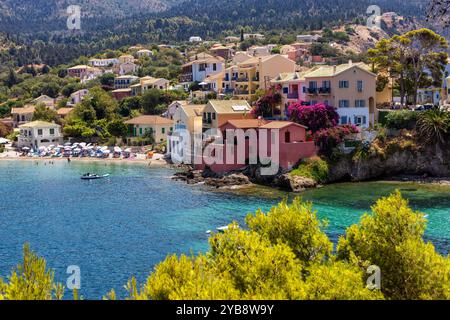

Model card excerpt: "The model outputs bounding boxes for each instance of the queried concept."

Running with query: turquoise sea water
[0,160,449,299]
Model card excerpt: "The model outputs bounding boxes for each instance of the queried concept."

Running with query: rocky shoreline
[172,144,450,192]
[172,165,320,192]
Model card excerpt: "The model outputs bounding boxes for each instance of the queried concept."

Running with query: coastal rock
[328,145,450,183]
[205,173,251,188]
[275,174,317,192]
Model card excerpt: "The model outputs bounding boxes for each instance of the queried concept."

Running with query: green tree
[337,191,450,299]
[81,86,117,120]
[107,119,128,137]
[246,198,332,265]
[403,29,448,105]
[0,244,64,300]
[32,103,58,122]
[141,88,163,115]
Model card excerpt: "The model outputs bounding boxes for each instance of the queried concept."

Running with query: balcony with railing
[180,73,193,83]
[236,77,249,82]
[318,87,331,95]
[307,88,317,95]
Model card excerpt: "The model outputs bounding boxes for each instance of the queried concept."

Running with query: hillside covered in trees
[0,0,428,67]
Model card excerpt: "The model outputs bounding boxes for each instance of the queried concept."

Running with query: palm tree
[416,109,449,145]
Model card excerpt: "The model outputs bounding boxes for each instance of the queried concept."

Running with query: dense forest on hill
[0,0,428,67]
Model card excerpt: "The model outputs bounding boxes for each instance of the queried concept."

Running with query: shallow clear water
[0,160,449,299]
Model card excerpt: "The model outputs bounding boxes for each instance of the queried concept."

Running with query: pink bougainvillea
[314,124,360,156]
[251,91,282,117]
[288,102,339,133]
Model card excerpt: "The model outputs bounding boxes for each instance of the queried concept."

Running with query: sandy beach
[0,149,171,167]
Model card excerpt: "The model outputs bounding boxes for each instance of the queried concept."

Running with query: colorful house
[125,115,173,143]
[67,65,101,79]
[88,58,119,67]
[180,56,225,89]
[56,108,74,120]
[32,95,55,109]
[271,72,308,117]
[233,54,296,101]
[18,121,63,149]
[111,88,132,100]
[130,76,170,96]
[68,89,89,106]
[114,75,139,89]
[136,49,153,58]
[201,100,252,132]
[194,119,316,173]
[303,61,376,127]
[11,105,35,128]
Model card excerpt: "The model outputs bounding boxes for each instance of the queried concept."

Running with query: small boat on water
[206,225,229,235]
[81,173,110,180]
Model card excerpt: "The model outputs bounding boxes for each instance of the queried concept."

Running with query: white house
[243,33,265,40]
[180,56,225,88]
[114,75,139,89]
[296,34,321,42]
[189,36,203,43]
[136,49,153,58]
[247,46,271,57]
[68,89,89,106]
[88,58,119,67]
[18,121,63,149]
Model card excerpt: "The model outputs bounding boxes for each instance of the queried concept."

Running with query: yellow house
[125,115,173,143]
[233,54,296,101]
[173,104,205,136]
[303,61,377,127]
[11,105,35,128]
[130,76,170,96]
[201,100,252,132]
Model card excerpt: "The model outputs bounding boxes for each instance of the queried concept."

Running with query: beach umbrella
[0,138,9,144]
[64,142,71,146]
[22,147,30,150]
[124,148,132,153]
[79,143,86,148]
[114,147,122,152]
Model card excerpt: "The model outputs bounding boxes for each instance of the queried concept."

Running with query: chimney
[333,65,337,74]
[348,59,353,67]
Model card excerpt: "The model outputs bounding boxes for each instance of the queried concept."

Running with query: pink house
[194,119,316,174]
[271,72,308,117]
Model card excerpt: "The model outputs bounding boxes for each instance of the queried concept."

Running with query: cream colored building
[201,100,252,132]
[125,115,173,143]
[18,121,63,149]
[11,105,35,128]
[136,49,153,58]
[130,76,170,96]
[173,103,205,135]
[231,54,296,101]
[303,61,377,127]
[32,95,55,109]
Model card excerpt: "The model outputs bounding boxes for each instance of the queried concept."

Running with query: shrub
[416,109,450,145]
[385,110,418,130]
[251,91,282,118]
[314,125,360,157]
[290,157,329,183]
[338,191,450,299]
[288,103,339,133]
